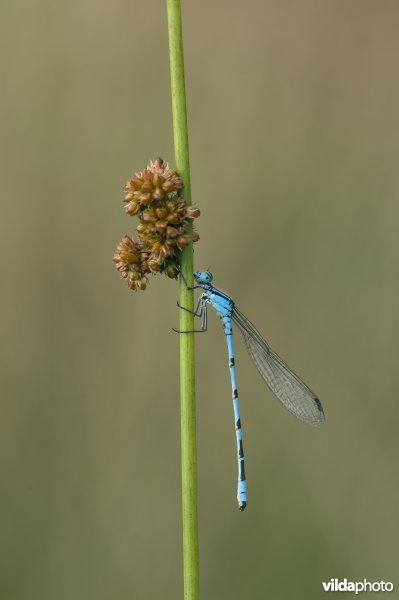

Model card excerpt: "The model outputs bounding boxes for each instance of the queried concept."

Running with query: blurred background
[1,1,398,598]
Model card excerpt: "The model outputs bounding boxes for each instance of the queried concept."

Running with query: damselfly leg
[172,298,208,333]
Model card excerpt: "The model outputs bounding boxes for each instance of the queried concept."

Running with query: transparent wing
[232,306,324,427]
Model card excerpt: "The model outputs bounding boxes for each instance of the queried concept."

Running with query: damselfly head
[194,270,213,284]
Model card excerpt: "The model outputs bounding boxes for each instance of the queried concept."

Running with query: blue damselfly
[175,271,324,510]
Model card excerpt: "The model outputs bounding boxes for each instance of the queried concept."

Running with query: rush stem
[166,1,199,599]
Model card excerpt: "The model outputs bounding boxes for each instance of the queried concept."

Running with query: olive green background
[1,1,398,598]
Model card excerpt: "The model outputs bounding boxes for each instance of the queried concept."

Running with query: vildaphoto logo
[322,579,394,594]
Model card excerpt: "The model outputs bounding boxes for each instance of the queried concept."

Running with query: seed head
[185,206,201,219]
[124,157,183,213]
[115,158,200,291]
[165,261,180,279]
[113,235,151,291]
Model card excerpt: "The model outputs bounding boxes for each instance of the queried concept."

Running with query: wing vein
[232,306,324,427]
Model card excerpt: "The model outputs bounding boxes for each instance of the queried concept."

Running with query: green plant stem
[166,1,199,599]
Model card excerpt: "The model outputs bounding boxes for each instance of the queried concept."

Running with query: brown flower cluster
[114,158,200,291]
